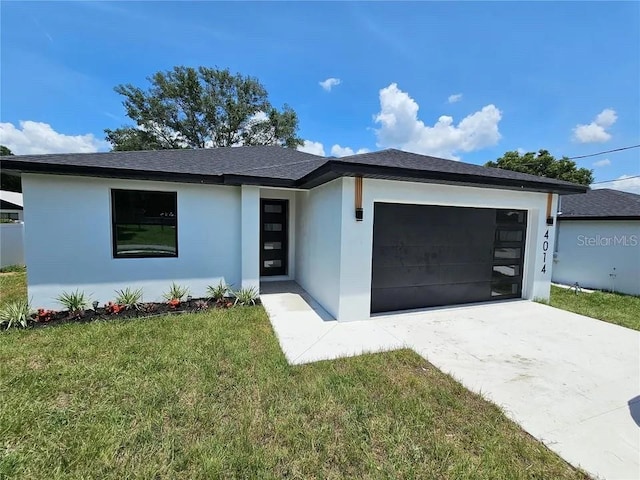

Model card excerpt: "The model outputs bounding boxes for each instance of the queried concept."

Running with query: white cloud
[516,147,527,155]
[572,108,617,143]
[297,141,369,157]
[448,93,463,103]
[297,140,325,156]
[249,111,268,123]
[0,120,107,155]
[592,158,611,167]
[319,78,341,92]
[330,144,370,157]
[592,174,640,194]
[374,83,502,160]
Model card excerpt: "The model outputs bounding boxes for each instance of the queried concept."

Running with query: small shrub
[0,299,31,329]
[36,308,56,322]
[233,287,259,306]
[114,287,144,310]
[105,302,124,315]
[193,299,209,311]
[162,282,190,302]
[207,281,230,302]
[56,290,91,312]
[217,299,234,309]
[140,303,158,314]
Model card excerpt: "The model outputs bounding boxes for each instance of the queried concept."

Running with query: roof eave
[296,161,588,194]
[0,200,23,210]
[0,160,225,186]
[222,174,296,188]
[2,157,590,194]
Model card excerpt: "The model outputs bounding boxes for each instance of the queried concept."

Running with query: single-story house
[553,188,640,296]
[1,146,586,320]
[0,190,23,221]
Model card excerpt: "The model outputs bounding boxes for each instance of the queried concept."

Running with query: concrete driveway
[261,282,640,480]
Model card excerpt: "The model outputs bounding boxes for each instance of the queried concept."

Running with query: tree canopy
[485,150,593,186]
[105,66,303,151]
[0,145,21,192]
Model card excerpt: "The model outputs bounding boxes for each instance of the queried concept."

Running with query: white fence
[0,222,24,267]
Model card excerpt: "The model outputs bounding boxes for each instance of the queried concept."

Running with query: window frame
[110,189,179,259]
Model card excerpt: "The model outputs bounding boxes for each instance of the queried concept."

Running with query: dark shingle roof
[337,149,583,189]
[1,146,587,194]
[0,146,326,180]
[0,200,22,210]
[558,188,640,220]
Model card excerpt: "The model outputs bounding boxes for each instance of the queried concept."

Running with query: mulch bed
[32,298,261,329]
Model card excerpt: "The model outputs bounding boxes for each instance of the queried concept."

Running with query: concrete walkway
[260,281,640,480]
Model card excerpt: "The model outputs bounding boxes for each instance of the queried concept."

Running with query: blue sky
[1,1,639,191]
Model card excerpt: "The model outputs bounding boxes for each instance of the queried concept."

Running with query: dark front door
[370,203,527,313]
[260,199,288,276]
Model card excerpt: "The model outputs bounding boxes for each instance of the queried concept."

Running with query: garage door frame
[370,202,528,313]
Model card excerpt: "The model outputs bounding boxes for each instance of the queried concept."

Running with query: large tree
[0,145,21,192]
[105,66,303,151]
[485,150,593,186]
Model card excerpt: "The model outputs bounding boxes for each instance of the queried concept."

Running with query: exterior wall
[0,222,24,267]
[260,188,297,281]
[295,179,343,318]
[336,178,557,321]
[553,220,640,295]
[241,185,260,291]
[22,174,242,308]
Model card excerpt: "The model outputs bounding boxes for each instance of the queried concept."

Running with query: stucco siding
[295,179,343,318]
[553,220,640,295]
[0,222,24,267]
[22,174,242,308]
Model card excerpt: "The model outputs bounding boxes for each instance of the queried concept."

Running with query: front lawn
[0,308,587,479]
[0,271,27,308]
[550,285,640,331]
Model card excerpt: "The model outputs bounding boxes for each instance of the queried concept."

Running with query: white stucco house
[1,146,586,320]
[553,189,640,296]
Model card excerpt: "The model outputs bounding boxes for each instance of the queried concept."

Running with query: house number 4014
[541,229,549,273]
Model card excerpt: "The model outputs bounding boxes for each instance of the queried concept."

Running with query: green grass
[0,309,587,479]
[0,265,25,274]
[0,272,27,308]
[550,285,640,331]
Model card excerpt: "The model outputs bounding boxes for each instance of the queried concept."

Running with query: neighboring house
[0,190,24,267]
[1,147,586,319]
[553,188,640,296]
[0,190,23,221]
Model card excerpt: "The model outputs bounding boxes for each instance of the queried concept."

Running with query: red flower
[105,302,124,314]
[36,308,55,322]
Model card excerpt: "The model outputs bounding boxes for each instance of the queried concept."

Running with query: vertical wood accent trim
[546,193,552,218]
[355,176,363,209]
[354,176,363,221]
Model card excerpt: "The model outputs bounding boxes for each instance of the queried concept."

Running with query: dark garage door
[371,203,527,313]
